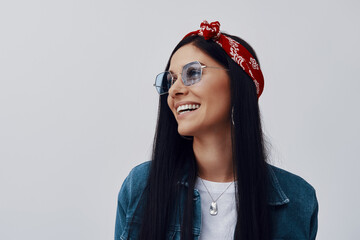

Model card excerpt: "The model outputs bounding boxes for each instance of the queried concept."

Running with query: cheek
[206,75,231,101]
[201,82,231,120]
[167,96,173,110]
[167,96,177,117]
[210,93,231,117]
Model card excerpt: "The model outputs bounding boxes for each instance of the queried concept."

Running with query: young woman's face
[167,44,231,137]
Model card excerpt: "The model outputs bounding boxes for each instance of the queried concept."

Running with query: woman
[114,21,318,240]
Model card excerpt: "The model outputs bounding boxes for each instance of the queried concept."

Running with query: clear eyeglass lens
[155,72,172,94]
[182,61,202,86]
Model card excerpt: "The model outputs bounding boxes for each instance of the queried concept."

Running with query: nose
[168,74,189,98]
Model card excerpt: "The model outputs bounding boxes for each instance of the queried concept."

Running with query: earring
[231,106,235,126]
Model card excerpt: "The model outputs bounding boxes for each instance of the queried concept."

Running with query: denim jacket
[114,161,318,240]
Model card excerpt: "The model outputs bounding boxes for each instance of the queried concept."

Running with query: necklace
[199,177,234,216]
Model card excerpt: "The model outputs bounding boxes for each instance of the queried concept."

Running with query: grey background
[1,0,359,239]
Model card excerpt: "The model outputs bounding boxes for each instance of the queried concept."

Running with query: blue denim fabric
[114,161,318,240]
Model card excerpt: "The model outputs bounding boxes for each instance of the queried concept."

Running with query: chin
[178,130,193,137]
[177,126,196,137]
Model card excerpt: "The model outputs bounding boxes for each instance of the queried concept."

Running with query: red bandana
[183,20,264,99]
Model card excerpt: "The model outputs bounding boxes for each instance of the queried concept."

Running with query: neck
[192,124,234,182]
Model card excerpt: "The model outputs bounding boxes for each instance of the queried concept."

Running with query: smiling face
[167,44,232,137]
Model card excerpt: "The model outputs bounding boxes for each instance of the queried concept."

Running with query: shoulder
[267,163,318,212]
[268,164,316,196]
[117,161,152,224]
[117,161,151,206]
[267,164,318,221]
[126,161,152,182]
[115,161,152,237]
[267,164,319,238]
[268,164,317,208]
[119,161,152,195]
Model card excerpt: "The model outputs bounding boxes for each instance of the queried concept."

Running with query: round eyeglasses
[153,61,228,95]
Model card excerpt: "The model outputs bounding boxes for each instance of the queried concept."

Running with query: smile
[177,104,201,115]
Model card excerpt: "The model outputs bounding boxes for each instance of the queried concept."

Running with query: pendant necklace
[199,177,234,216]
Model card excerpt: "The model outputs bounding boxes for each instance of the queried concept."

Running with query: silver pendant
[210,201,218,216]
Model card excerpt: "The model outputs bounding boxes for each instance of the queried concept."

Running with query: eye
[181,61,203,86]
[171,73,178,84]
[185,66,201,80]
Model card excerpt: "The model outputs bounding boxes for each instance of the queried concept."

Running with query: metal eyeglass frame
[153,60,229,95]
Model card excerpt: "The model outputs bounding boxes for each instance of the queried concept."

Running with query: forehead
[169,44,219,72]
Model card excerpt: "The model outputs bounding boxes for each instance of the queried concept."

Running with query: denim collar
[266,164,290,206]
[177,163,289,206]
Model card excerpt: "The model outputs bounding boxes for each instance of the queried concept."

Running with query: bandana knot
[199,20,221,40]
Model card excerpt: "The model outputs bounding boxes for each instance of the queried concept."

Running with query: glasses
[153,61,228,95]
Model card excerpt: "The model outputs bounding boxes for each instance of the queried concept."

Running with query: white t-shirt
[194,177,237,240]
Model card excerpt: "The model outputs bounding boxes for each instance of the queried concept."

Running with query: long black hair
[133,33,271,240]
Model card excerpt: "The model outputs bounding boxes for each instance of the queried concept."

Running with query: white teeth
[179,110,192,115]
[176,104,200,113]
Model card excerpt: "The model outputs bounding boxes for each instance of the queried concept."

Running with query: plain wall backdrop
[0,0,359,239]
